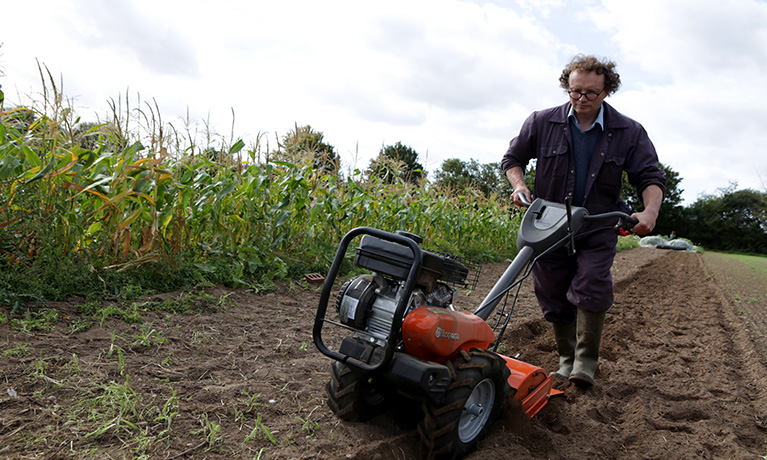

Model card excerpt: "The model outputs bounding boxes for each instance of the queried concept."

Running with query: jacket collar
[549,101,629,129]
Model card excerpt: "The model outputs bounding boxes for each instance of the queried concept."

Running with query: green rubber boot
[552,321,577,379]
[569,309,606,388]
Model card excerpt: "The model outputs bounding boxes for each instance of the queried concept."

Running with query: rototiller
[313,198,636,459]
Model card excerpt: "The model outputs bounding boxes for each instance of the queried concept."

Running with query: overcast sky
[2,0,766,204]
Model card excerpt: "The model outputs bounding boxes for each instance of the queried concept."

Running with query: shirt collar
[568,103,605,132]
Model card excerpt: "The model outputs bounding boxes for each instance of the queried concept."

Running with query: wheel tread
[418,349,511,460]
[325,361,385,422]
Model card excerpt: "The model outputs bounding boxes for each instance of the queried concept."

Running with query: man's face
[568,70,607,118]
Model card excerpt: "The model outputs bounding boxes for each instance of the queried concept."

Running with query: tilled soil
[1,248,766,459]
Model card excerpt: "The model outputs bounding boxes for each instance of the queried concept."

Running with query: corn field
[0,79,521,302]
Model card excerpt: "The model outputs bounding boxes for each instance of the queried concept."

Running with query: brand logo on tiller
[435,327,460,340]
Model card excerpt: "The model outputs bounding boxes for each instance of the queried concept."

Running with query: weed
[96,304,142,327]
[159,297,190,314]
[67,318,93,334]
[97,305,120,325]
[30,351,49,379]
[616,234,641,252]
[153,390,179,438]
[118,284,145,302]
[217,291,234,309]
[107,332,127,376]
[193,413,222,448]
[84,378,142,439]
[131,322,167,349]
[2,342,30,358]
[11,308,59,333]
[241,391,262,412]
[232,403,245,423]
[64,353,81,375]
[122,304,143,323]
[247,280,277,295]
[244,413,277,444]
[295,413,320,436]
[77,300,101,315]
[257,413,277,444]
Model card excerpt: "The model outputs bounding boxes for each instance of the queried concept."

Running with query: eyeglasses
[567,89,603,101]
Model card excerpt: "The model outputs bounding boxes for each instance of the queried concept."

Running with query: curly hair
[559,54,621,95]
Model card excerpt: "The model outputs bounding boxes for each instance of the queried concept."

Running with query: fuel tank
[402,306,495,362]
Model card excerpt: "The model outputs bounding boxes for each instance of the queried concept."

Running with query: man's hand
[511,187,532,207]
[630,209,658,235]
[631,184,663,235]
[505,166,531,206]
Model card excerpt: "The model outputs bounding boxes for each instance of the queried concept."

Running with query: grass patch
[720,252,767,273]
[617,234,641,251]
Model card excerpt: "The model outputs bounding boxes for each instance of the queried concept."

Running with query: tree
[433,158,473,192]
[433,158,513,197]
[682,186,767,254]
[368,142,425,184]
[278,124,339,174]
[621,163,684,236]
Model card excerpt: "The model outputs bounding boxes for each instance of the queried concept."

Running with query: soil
[1,248,766,459]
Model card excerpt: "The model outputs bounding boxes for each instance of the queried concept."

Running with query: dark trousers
[532,231,617,324]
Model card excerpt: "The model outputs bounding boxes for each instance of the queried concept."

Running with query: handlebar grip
[518,193,532,207]
[615,216,639,236]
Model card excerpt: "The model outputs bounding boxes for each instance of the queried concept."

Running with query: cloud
[364,3,565,111]
[591,0,767,78]
[580,0,767,202]
[71,0,200,77]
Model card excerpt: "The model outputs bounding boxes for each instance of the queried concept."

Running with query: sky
[2,0,766,204]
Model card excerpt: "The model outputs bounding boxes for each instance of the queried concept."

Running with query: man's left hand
[631,210,658,235]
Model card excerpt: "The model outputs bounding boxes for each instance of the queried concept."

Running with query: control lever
[565,196,576,255]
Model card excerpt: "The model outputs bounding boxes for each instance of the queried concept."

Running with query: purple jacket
[502,102,666,218]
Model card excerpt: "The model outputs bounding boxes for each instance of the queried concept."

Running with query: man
[501,55,665,387]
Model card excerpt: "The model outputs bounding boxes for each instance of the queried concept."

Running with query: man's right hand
[511,187,532,207]
[505,166,531,207]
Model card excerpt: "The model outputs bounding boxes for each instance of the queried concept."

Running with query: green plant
[2,78,525,307]
[67,318,93,334]
[30,351,48,379]
[10,308,59,333]
[84,378,142,439]
[119,284,145,302]
[244,413,277,444]
[240,391,262,412]
[295,406,321,436]
[106,332,127,376]
[194,413,222,448]
[616,234,641,251]
[64,353,81,375]
[2,342,29,358]
[153,390,179,438]
[131,322,167,349]
[95,303,142,327]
